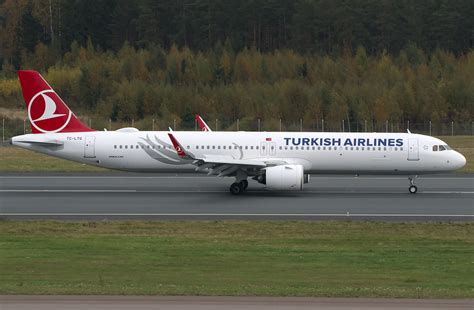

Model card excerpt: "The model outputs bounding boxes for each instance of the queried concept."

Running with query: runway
[1,296,472,310]
[0,173,473,220]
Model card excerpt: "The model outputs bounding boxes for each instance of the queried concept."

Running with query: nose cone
[454,152,466,170]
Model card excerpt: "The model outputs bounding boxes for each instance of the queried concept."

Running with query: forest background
[0,0,473,135]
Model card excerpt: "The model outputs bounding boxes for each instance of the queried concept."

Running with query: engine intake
[257,164,308,190]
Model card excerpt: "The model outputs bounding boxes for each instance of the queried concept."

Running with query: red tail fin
[18,70,93,133]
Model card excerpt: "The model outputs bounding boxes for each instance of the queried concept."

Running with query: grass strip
[0,221,473,298]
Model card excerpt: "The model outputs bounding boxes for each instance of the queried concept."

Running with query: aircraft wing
[168,133,268,176]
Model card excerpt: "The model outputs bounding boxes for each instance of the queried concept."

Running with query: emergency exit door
[260,141,276,156]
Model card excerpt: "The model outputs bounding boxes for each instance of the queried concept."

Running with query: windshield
[432,144,452,152]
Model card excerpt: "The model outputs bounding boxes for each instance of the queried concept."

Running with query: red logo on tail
[28,90,72,133]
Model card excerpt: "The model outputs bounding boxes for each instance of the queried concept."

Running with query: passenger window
[295,146,298,150]
[223,146,226,149]
[323,147,326,150]
[400,147,403,151]
[328,147,332,150]
[251,146,254,150]
[433,145,438,151]
[212,146,215,149]
[312,146,315,150]
[119,145,122,149]
[196,146,199,149]
[284,146,288,150]
[207,146,210,149]
[187,145,190,149]
[218,146,221,149]
[290,146,293,150]
[114,145,117,149]
[279,146,282,150]
[245,146,248,150]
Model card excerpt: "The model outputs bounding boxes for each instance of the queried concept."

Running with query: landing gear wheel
[230,182,243,195]
[408,175,418,194]
[240,180,248,190]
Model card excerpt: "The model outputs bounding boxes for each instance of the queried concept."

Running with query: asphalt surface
[0,173,473,221]
[0,296,472,310]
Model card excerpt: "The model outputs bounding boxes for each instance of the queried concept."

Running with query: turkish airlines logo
[28,90,72,133]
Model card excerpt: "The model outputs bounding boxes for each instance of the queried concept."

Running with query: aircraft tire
[409,185,418,194]
[230,182,243,195]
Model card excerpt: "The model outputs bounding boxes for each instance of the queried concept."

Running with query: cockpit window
[433,144,452,152]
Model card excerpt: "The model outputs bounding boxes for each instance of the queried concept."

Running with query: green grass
[0,146,107,172]
[1,136,473,173]
[0,221,473,298]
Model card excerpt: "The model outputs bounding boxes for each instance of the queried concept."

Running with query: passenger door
[84,136,96,158]
[407,138,419,161]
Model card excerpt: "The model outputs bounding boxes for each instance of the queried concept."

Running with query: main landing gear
[408,176,418,194]
[230,180,248,195]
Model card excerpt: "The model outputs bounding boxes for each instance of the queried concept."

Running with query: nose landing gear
[408,176,418,194]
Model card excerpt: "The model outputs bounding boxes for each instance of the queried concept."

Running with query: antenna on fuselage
[407,129,411,134]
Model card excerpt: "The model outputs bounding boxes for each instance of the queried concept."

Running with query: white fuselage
[12,131,466,175]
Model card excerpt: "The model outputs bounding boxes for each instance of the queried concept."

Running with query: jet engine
[256,164,309,190]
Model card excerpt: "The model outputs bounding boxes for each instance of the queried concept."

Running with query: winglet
[195,114,212,131]
[168,133,191,159]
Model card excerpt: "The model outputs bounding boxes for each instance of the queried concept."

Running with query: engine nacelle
[258,164,308,191]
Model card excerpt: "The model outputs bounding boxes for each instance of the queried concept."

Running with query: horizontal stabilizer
[12,135,64,146]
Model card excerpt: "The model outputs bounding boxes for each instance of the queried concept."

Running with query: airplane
[11,70,466,195]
